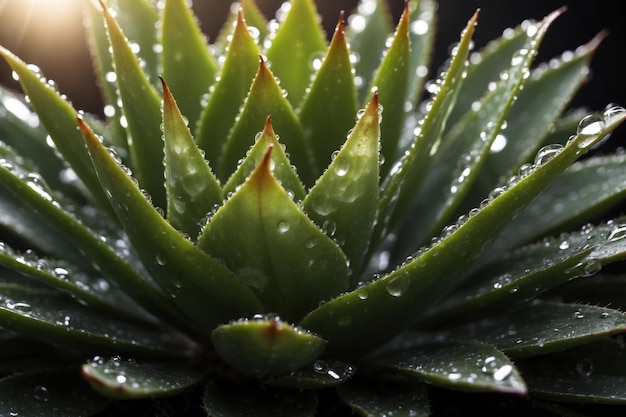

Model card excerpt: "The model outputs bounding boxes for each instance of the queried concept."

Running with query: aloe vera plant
[0,0,625,415]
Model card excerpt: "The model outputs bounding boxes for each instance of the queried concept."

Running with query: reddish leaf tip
[335,11,345,33]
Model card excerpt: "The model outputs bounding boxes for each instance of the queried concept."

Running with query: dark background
[0,0,624,128]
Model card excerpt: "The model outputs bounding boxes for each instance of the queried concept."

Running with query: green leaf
[195,11,261,166]
[203,381,317,417]
[219,58,314,186]
[520,338,626,404]
[377,341,527,394]
[221,116,306,201]
[302,93,380,275]
[198,148,348,321]
[265,0,327,106]
[161,79,221,240]
[375,10,476,241]
[402,10,562,249]
[0,369,110,416]
[0,87,83,200]
[462,33,602,209]
[0,330,79,373]
[211,316,327,378]
[0,245,146,321]
[83,0,129,150]
[114,0,160,86]
[300,106,626,355]
[420,239,592,326]
[0,47,112,212]
[0,284,185,357]
[298,15,358,177]
[366,5,410,178]
[405,0,437,104]
[213,0,268,52]
[161,0,219,132]
[462,302,626,358]
[444,18,534,133]
[555,274,626,310]
[82,357,203,399]
[79,119,264,336]
[265,360,355,389]
[488,153,626,255]
[0,153,179,325]
[337,378,430,417]
[100,1,166,209]
[346,0,393,102]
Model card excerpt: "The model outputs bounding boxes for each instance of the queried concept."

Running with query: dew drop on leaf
[33,385,49,402]
[386,274,409,297]
[534,144,563,166]
[607,224,626,242]
[575,358,594,377]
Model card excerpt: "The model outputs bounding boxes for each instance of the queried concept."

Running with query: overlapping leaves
[0,0,624,415]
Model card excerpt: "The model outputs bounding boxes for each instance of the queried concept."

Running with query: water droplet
[155,253,167,266]
[603,105,625,121]
[357,288,369,300]
[116,374,127,384]
[277,220,290,233]
[607,224,626,242]
[534,144,563,166]
[576,358,593,377]
[573,310,584,319]
[559,241,570,250]
[333,156,349,177]
[33,386,49,402]
[313,359,328,374]
[582,258,601,277]
[577,113,605,136]
[322,219,336,237]
[493,364,513,381]
[386,274,409,297]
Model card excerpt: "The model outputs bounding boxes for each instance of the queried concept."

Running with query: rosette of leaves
[0,0,625,415]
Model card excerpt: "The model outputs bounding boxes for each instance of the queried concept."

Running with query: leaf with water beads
[265,0,327,106]
[444,18,534,133]
[460,302,626,358]
[345,0,393,102]
[488,151,626,256]
[195,10,261,166]
[113,0,160,86]
[0,368,110,417]
[337,377,429,417]
[219,57,314,186]
[365,4,410,178]
[405,0,437,104]
[376,341,527,394]
[376,10,477,241]
[82,357,203,399]
[0,47,113,214]
[0,151,180,327]
[462,33,603,209]
[298,13,358,177]
[83,0,129,150]
[99,0,166,209]
[211,316,327,378]
[214,0,269,52]
[402,10,562,250]
[161,0,219,132]
[0,284,186,357]
[265,359,356,389]
[300,101,625,356]
[198,148,349,322]
[203,380,317,417]
[161,78,221,240]
[420,241,592,326]
[79,119,264,336]
[303,93,380,276]
[0,86,82,200]
[221,116,306,201]
[0,246,146,321]
[519,338,626,404]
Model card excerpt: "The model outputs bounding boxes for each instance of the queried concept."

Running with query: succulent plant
[0,0,625,415]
